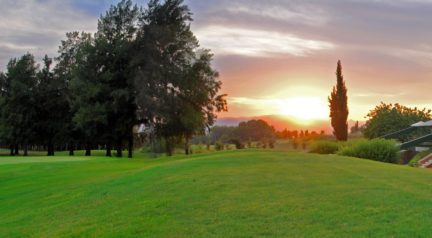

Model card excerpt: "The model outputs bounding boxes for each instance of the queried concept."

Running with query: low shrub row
[310,139,399,164]
[309,141,340,154]
[338,139,399,163]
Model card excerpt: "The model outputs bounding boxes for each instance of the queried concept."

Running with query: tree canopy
[0,0,226,157]
[364,102,432,141]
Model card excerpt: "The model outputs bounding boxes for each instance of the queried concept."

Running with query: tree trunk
[184,137,190,155]
[24,144,28,156]
[10,145,14,156]
[116,137,122,158]
[106,143,112,157]
[166,139,173,157]
[128,134,133,159]
[68,143,74,156]
[47,140,55,156]
[14,144,19,155]
[85,143,91,156]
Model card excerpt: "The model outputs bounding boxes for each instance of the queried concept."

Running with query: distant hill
[216,115,362,134]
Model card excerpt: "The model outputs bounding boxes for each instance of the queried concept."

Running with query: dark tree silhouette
[0,0,226,158]
[328,60,349,141]
[133,0,227,156]
[0,54,39,156]
[35,55,70,156]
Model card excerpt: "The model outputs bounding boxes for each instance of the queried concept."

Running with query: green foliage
[409,150,432,167]
[133,0,227,155]
[268,140,275,149]
[0,54,39,150]
[338,139,399,163]
[215,141,224,151]
[197,120,276,150]
[236,120,275,142]
[0,0,226,158]
[207,126,236,143]
[328,60,349,141]
[69,1,140,157]
[309,140,341,154]
[363,102,432,141]
[230,139,245,149]
[35,55,70,156]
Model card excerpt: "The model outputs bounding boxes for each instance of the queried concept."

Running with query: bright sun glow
[277,97,328,122]
[228,95,329,124]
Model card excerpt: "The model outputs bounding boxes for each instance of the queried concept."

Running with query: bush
[292,140,298,149]
[309,141,340,154]
[409,150,432,167]
[338,139,399,163]
[215,141,224,151]
[190,144,206,154]
[269,140,275,149]
[230,139,245,149]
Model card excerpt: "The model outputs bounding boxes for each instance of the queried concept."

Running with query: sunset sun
[278,97,328,123]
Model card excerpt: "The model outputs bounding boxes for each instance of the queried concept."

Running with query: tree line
[0,0,226,157]
[277,129,325,140]
[193,120,276,149]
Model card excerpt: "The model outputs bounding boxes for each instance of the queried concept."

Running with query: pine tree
[134,0,227,156]
[95,0,139,158]
[328,60,349,141]
[35,55,70,156]
[1,54,39,155]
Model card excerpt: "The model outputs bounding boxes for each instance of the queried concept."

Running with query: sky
[1,0,432,124]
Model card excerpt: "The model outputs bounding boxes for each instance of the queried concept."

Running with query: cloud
[353,92,406,98]
[196,26,335,57]
[225,2,328,26]
[0,0,97,69]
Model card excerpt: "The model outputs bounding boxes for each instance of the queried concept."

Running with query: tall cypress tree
[328,60,349,141]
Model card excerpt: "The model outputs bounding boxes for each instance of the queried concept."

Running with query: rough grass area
[1,150,432,237]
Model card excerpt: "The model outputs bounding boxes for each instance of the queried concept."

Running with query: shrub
[230,139,245,149]
[247,140,252,148]
[292,139,299,150]
[409,150,432,167]
[301,141,307,150]
[338,139,399,163]
[190,144,205,154]
[269,140,275,149]
[309,141,340,154]
[215,141,224,151]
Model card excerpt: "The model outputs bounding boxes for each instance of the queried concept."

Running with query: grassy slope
[1,150,432,237]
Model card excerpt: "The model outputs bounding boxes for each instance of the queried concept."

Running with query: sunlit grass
[1,150,432,237]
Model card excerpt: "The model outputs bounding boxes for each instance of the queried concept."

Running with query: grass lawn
[1,150,432,237]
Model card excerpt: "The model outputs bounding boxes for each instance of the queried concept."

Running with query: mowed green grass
[2,150,432,237]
